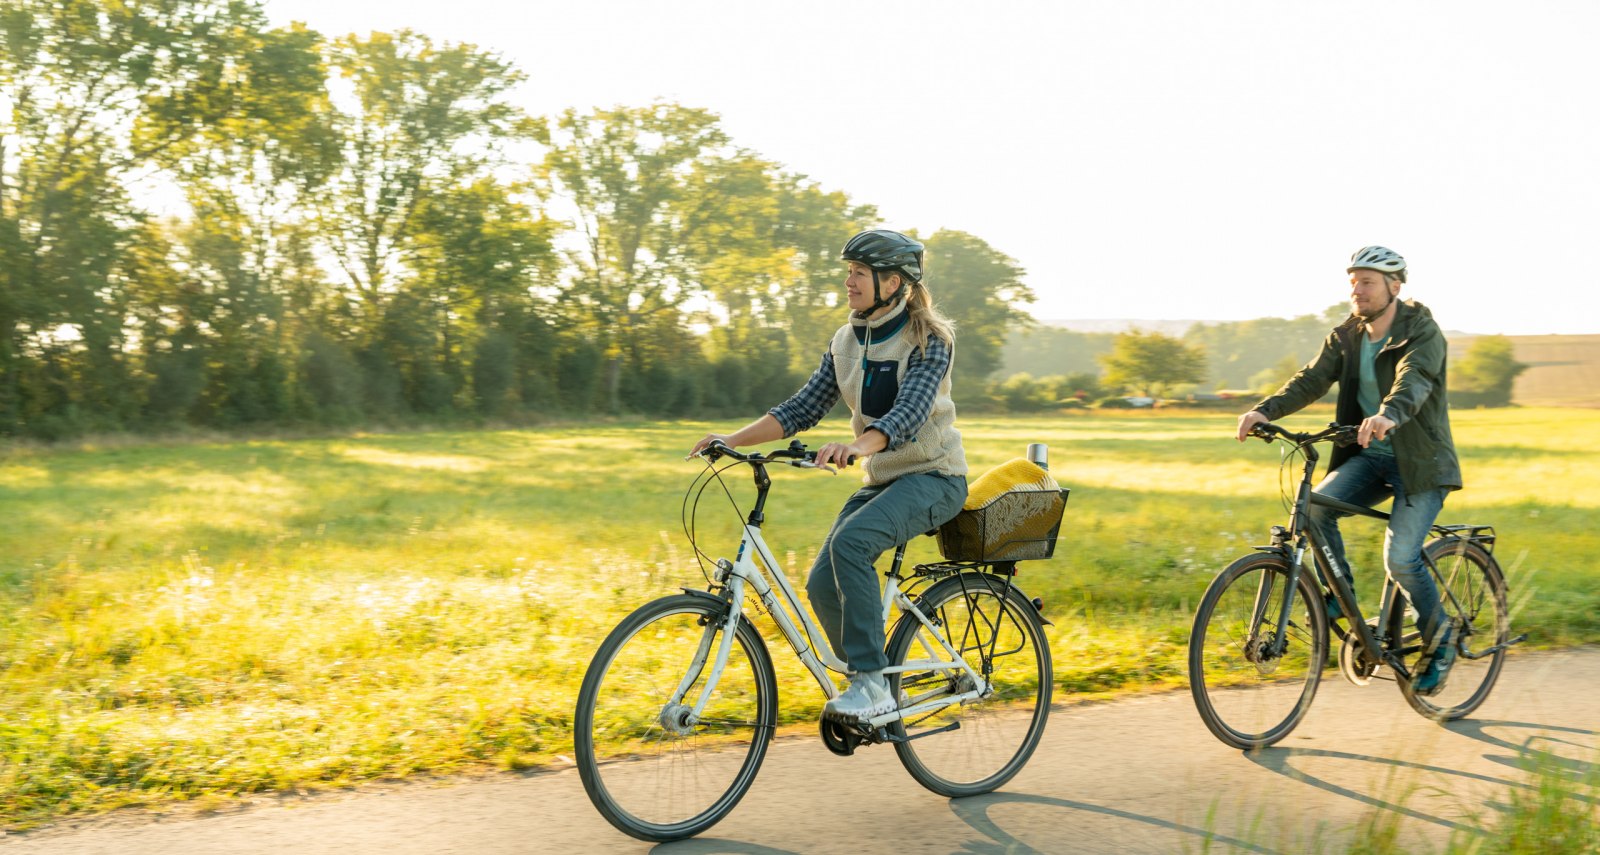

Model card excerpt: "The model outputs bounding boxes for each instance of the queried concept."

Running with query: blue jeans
[806,472,967,673]
[1307,450,1448,647]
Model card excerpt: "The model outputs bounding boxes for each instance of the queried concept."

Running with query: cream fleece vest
[829,301,968,486]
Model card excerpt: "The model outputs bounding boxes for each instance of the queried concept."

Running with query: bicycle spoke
[576,596,776,842]
[888,574,1051,797]
[1189,555,1326,749]
[1393,541,1509,720]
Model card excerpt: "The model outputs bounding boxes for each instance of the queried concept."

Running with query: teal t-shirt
[1357,334,1394,456]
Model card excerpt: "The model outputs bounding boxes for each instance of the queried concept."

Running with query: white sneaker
[823,670,897,721]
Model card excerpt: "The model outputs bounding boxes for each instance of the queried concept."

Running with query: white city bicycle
[574,440,1059,842]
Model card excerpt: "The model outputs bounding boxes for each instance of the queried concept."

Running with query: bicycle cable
[1277,438,1307,515]
[680,454,755,586]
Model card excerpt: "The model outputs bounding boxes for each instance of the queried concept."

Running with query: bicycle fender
[677,588,774,664]
[680,587,734,615]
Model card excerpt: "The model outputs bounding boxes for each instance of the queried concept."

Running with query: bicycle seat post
[887,542,908,577]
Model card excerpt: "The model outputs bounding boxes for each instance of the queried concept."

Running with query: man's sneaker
[823,670,897,721]
[1412,624,1459,697]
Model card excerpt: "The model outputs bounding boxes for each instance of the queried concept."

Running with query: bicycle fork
[663,574,751,730]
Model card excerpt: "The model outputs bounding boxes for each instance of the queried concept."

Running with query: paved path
[6,649,1596,854]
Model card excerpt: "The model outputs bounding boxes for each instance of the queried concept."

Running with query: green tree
[1451,335,1527,408]
[0,0,290,435]
[538,103,735,412]
[923,230,1035,402]
[770,175,877,374]
[1099,330,1208,398]
[313,30,532,335]
[1184,305,1345,390]
[1248,354,1306,398]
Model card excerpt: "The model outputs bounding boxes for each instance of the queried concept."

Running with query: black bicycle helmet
[841,229,924,283]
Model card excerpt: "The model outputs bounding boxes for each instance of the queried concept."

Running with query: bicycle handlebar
[1249,422,1361,447]
[700,439,856,470]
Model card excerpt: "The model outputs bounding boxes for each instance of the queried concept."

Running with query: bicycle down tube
[700,520,991,728]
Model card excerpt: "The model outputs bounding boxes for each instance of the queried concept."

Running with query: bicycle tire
[886,572,1052,797]
[1188,553,1328,749]
[1389,539,1509,721]
[574,593,777,842]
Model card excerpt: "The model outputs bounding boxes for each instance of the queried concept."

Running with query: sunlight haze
[266,0,1600,335]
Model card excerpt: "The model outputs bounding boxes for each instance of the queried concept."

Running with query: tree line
[995,313,1528,410]
[0,1,1530,441]
[0,1,1034,439]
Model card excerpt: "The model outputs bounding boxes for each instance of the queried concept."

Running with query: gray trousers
[806,472,967,672]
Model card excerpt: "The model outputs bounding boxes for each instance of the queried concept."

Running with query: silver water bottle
[1027,443,1049,470]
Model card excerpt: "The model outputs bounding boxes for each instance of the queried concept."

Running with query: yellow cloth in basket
[938,457,1065,561]
[964,457,1059,510]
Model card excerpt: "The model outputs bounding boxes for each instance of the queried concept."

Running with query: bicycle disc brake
[1243,631,1282,675]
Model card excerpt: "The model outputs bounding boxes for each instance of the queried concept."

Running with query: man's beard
[1358,290,1395,321]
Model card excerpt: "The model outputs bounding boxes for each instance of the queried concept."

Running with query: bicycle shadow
[944,790,1284,855]
[1243,746,1505,835]
[1446,718,1600,790]
[652,838,801,855]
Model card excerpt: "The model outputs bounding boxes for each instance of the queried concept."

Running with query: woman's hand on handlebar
[813,441,862,470]
[687,433,734,460]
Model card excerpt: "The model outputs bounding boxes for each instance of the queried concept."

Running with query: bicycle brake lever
[792,460,839,475]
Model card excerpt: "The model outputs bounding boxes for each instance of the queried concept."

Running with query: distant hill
[1035,319,1201,336]
[1448,333,1600,408]
[1006,321,1600,408]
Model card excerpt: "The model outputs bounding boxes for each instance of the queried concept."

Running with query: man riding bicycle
[1235,246,1463,695]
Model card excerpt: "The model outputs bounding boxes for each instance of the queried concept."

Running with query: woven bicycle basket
[937,458,1069,562]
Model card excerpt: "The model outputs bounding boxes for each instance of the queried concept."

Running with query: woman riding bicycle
[688,229,969,721]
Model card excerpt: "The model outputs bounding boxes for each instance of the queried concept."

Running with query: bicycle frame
[1250,426,1517,676]
[671,456,993,732]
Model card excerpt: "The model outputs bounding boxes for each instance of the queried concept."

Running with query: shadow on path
[947,791,1283,855]
[652,838,801,855]
[1244,746,1506,835]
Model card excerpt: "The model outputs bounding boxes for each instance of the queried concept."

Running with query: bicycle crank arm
[1461,633,1528,661]
[883,720,961,744]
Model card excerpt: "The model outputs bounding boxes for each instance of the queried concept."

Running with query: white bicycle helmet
[1348,245,1407,282]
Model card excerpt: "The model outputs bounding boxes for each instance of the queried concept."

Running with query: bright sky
[266,0,1599,335]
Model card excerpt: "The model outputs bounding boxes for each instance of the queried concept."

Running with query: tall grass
[2,409,1597,827]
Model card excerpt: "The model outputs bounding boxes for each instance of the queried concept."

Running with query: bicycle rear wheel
[1390,539,1509,721]
[886,572,1052,797]
[574,593,777,842]
[1189,553,1328,749]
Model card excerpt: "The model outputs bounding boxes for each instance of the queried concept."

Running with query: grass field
[2,409,1598,827]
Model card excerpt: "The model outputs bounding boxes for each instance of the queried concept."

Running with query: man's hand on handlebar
[1356,414,1395,449]
[1236,410,1270,442]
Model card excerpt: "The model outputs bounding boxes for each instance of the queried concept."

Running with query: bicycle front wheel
[574,593,777,842]
[1189,553,1328,749]
[1390,538,1509,721]
[886,572,1052,798]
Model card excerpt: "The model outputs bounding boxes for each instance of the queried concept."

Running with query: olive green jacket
[1253,299,1462,494]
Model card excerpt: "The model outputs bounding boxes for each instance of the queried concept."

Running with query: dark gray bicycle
[1188,423,1526,749]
